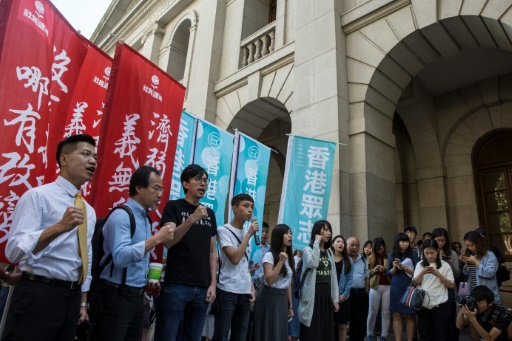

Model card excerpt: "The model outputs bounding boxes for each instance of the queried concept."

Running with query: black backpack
[292,252,311,300]
[89,205,136,301]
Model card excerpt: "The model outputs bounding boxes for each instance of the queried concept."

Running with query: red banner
[0,0,89,262]
[90,43,185,261]
[50,42,113,200]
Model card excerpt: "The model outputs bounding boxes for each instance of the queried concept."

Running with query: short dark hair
[231,193,254,207]
[262,222,269,229]
[471,285,494,304]
[56,134,96,167]
[423,232,432,239]
[180,164,207,193]
[129,166,160,196]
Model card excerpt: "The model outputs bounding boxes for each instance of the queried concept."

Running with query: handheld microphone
[251,216,260,245]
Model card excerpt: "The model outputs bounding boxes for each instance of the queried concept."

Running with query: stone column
[292,1,349,236]
[140,23,165,64]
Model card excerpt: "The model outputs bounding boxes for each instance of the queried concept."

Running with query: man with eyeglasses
[155,164,218,341]
[89,166,175,340]
[3,134,97,340]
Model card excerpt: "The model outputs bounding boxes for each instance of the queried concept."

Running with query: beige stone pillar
[140,23,165,64]
[292,1,349,237]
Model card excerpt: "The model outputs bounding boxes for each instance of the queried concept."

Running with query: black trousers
[89,282,144,341]
[417,301,451,341]
[1,279,81,341]
[349,288,369,341]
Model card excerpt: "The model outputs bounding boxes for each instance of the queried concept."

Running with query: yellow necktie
[74,192,88,284]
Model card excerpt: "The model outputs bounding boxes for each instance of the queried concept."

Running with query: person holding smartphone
[461,231,501,305]
[388,233,419,341]
[366,238,391,341]
[412,239,455,341]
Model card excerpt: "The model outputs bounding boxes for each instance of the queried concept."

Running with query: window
[475,131,512,257]
[269,0,277,22]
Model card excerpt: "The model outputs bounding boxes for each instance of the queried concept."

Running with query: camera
[456,295,477,311]
[492,305,512,321]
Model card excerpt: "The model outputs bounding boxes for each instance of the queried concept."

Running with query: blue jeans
[154,284,208,341]
[212,288,251,341]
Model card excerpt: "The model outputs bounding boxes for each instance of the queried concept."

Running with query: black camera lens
[455,295,467,305]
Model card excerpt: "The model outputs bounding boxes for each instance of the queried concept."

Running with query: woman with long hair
[366,238,391,341]
[253,224,295,341]
[432,228,459,340]
[413,239,455,341]
[461,231,501,304]
[332,235,354,341]
[388,233,419,341]
[298,220,339,341]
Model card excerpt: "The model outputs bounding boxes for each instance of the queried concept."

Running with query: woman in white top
[253,224,295,341]
[412,239,455,341]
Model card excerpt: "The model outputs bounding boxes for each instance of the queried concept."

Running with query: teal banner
[278,136,337,250]
[194,119,234,226]
[169,111,197,200]
[229,132,271,260]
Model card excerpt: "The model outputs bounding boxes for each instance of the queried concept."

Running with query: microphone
[251,216,260,245]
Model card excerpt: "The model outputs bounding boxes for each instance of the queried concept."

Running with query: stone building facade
[92,0,512,262]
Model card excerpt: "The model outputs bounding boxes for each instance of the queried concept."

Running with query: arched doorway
[227,97,291,227]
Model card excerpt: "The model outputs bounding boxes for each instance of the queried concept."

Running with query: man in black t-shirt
[154,164,217,341]
[456,285,511,341]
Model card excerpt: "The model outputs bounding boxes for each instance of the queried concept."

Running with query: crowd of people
[0,133,511,341]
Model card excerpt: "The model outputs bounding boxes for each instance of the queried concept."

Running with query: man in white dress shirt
[2,134,97,340]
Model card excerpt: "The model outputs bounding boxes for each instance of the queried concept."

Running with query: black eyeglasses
[193,177,210,185]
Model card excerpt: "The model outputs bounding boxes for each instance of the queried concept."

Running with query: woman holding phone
[461,231,501,304]
[412,239,454,341]
[298,220,339,341]
[253,224,295,341]
[388,233,419,341]
[366,238,391,341]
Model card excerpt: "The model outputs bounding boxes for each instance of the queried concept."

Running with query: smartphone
[288,315,293,322]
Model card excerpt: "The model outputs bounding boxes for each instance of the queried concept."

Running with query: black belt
[22,272,80,290]
[101,280,145,295]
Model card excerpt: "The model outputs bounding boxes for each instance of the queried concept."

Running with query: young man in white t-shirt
[212,194,258,341]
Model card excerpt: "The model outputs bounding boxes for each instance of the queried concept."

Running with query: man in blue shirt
[348,236,370,341]
[89,166,175,341]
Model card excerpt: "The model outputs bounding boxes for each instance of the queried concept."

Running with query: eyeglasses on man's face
[149,185,164,193]
[193,176,210,185]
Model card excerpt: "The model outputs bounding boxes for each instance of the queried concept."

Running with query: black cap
[404,226,417,234]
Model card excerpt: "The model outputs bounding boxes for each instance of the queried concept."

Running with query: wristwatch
[80,302,90,309]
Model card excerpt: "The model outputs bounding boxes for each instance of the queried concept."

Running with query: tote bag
[400,283,429,311]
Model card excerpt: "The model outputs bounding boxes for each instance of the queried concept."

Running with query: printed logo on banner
[17,0,53,39]
[142,75,163,102]
[248,146,260,161]
[93,67,110,89]
[208,132,222,149]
